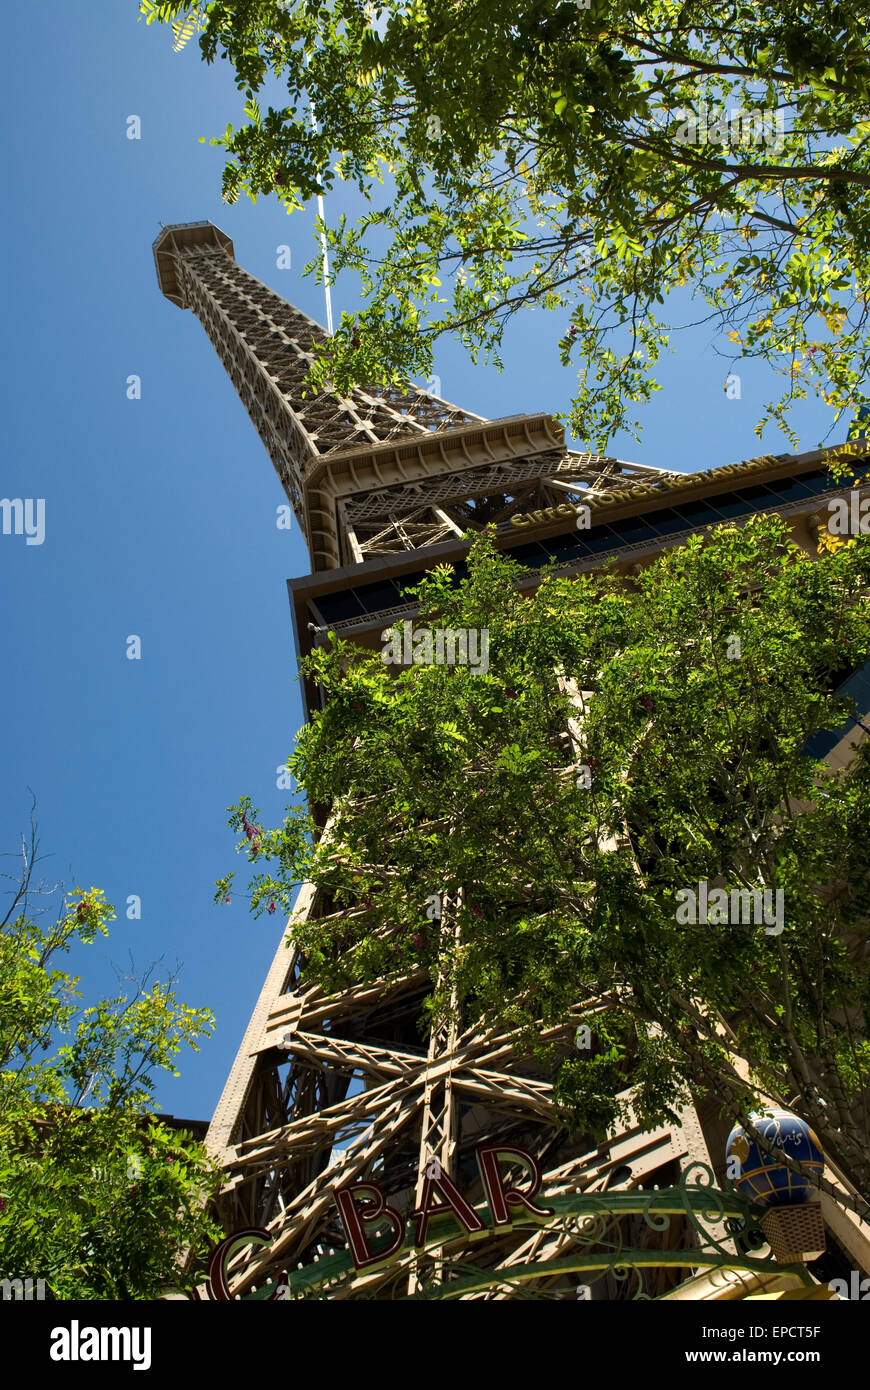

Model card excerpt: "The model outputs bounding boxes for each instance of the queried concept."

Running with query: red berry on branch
[76,902,89,922]
[412,934,423,950]
[224,896,231,905]
[353,701,362,712]
[472,904,483,918]
[268,901,277,915]
[640,695,654,711]
[505,689,516,699]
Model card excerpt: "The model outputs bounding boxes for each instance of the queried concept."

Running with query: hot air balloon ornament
[726,1109,827,1263]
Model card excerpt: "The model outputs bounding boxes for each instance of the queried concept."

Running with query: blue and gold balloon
[726,1110,824,1207]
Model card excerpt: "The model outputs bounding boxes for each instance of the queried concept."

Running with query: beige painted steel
[153,221,675,571]
[155,221,870,1300]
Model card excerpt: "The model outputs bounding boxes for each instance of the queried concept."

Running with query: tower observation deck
[152,220,674,574]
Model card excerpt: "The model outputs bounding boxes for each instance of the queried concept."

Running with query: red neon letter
[412,1168,486,1248]
[334,1181,406,1270]
[204,1227,286,1300]
[476,1145,554,1228]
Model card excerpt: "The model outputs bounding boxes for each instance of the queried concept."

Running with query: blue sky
[1,2,844,1121]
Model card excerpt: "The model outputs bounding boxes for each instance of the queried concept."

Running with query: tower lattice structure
[153,220,718,1300]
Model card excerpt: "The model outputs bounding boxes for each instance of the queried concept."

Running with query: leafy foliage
[140,0,870,446]
[221,518,870,1203]
[0,829,221,1298]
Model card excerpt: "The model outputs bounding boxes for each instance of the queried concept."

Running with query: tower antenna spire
[305,43,334,334]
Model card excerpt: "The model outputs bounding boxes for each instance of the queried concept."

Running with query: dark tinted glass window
[733,483,778,511]
[541,532,582,555]
[704,492,754,519]
[839,658,870,712]
[669,498,729,527]
[646,509,690,535]
[504,540,551,565]
[610,519,659,547]
[547,540,590,563]
[583,528,621,554]
[355,579,404,612]
[316,590,366,622]
[764,475,819,504]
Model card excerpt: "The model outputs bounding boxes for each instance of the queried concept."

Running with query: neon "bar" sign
[334,1144,554,1270]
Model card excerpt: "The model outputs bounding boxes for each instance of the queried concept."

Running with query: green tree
[219,516,870,1211]
[141,0,870,446]
[0,818,221,1299]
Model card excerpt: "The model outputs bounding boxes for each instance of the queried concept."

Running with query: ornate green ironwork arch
[239,1163,813,1301]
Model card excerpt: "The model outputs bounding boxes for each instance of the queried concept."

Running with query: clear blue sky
[1,2,843,1121]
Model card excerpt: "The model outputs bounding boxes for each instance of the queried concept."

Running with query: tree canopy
[141,0,870,447]
[219,514,870,1209]
[0,821,220,1299]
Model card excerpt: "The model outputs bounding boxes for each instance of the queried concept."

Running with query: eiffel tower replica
[153,220,828,1301]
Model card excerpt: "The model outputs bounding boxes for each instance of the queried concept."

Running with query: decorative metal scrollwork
[247,1164,807,1300]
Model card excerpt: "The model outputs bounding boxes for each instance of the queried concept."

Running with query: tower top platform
[153,221,234,307]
